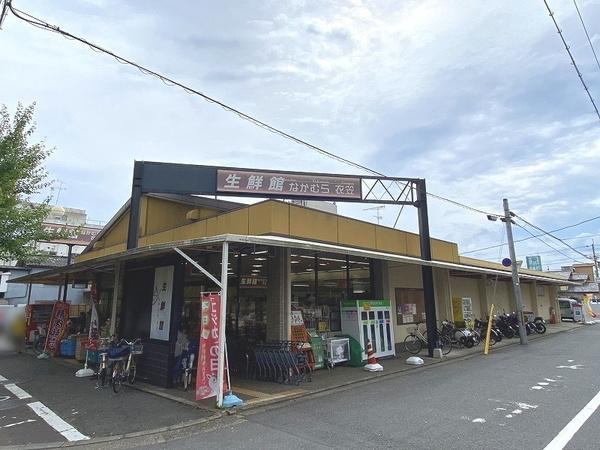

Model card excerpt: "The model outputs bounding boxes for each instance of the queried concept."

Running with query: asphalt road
[0,353,211,448]
[122,325,600,450]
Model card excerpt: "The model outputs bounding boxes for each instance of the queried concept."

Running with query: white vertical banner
[150,265,174,340]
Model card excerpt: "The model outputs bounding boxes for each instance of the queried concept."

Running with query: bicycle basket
[108,346,130,358]
[131,344,144,355]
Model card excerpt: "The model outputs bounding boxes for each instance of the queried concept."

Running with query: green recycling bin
[308,329,324,370]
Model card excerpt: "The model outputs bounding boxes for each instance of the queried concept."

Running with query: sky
[1,0,600,270]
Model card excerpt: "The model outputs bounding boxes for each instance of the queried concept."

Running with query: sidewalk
[132,321,582,412]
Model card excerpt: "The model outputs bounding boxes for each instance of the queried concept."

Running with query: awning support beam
[173,247,222,288]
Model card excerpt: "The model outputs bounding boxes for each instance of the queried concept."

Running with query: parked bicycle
[404,322,452,355]
[110,338,143,393]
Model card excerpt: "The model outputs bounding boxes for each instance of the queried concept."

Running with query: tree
[0,103,66,263]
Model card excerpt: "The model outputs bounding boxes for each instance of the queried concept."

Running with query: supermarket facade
[17,161,569,388]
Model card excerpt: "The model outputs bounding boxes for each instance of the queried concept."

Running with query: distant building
[549,263,599,301]
[0,205,104,305]
[289,199,337,214]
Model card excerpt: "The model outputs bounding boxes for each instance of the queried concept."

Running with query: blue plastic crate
[60,339,76,357]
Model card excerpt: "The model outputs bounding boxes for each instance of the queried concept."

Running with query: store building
[13,163,570,389]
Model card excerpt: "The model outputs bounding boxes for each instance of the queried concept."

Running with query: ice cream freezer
[340,299,395,360]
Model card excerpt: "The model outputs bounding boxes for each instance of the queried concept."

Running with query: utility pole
[503,198,528,345]
[591,239,599,280]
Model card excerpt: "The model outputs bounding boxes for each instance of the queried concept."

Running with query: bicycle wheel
[112,361,123,393]
[404,334,422,354]
[439,335,452,355]
[97,367,107,388]
[128,361,136,385]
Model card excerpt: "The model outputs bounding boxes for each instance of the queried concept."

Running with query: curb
[1,412,223,450]
[3,324,582,449]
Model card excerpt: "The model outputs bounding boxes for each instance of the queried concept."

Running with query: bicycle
[404,322,452,355]
[95,337,113,388]
[110,338,143,393]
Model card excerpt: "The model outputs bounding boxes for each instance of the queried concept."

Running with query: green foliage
[0,103,68,263]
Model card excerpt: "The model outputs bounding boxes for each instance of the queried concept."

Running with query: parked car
[558,298,581,321]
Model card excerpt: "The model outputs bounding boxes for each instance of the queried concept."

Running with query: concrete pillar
[433,268,453,322]
[109,262,123,336]
[266,248,290,341]
[372,259,389,300]
[479,275,489,318]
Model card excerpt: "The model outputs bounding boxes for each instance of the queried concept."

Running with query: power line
[516,244,588,257]
[0,0,8,28]
[513,213,594,261]
[573,0,600,73]
[4,2,502,219]
[463,215,600,254]
[543,0,600,121]
[513,222,587,264]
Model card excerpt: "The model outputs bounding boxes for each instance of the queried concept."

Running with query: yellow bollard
[484,304,495,355]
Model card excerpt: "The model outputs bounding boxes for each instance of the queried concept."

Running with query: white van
[558,298,581,321]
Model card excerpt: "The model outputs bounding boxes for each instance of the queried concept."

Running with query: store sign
[196,293,225,400]
[216,169,362,200]
[240,276,268,288]
[42,223,101,245]
[150,266,174,341]
[526,255,543,271]
[45,302,70,355]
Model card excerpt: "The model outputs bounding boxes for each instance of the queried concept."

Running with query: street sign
[502,258,512,267]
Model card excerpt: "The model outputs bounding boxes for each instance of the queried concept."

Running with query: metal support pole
[62,244,74,302]
[503,198,527,345]
[417,179,438,358]
[127,161,144,250]
[109,262,121,337]
[216,241,229,408]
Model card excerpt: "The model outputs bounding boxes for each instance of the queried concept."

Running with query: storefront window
[291,251,372,333]
[349,256,372,299]
[180,253,221,345]
[291,251,317,329]
[317,253,347,332]
[228,247,268,345]
[395,288,425,325]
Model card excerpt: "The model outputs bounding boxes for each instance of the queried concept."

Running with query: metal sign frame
[126,161,439,358]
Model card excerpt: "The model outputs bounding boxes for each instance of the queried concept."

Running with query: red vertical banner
[45,302,70,355]
[195,293,228,400]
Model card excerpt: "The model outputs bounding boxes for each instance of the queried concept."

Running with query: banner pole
[216,241,229,408]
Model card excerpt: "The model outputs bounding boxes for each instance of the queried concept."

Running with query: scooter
[533,316,547,334]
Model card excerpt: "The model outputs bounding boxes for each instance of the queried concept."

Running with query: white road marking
[516,402,538,410]
[531,386,544,390]
[512,409,523,415]
[472,418,486,423]
[27,401,89,442]
[543,389,600,450]
[0,395,10,402]
[538,382,549,386]
[545,378,558,382]
[4,383,32,399]
[3,419,36,428]
[556,364,583,370]
[506,414,513,418]
[0,375,7,382]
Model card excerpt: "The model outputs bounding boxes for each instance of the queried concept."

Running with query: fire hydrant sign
[196,293,221,400]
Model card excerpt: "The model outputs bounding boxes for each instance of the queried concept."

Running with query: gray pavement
[114,325,600,449]
[0,352,212,448]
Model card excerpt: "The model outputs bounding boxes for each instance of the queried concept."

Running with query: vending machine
[340,299,395,360]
